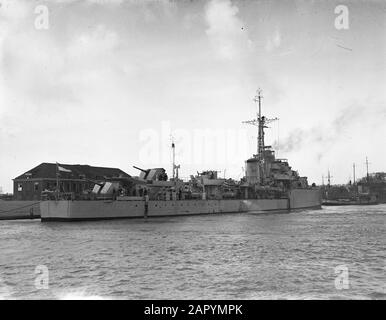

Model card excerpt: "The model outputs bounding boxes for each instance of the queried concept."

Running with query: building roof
[14,163,131,181]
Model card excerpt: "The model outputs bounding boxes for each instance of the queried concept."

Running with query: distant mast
[327,169,333,186]
[172,138,175,180]
[365,156,370,182]
[353,163,356,185]
[171,136,180,181]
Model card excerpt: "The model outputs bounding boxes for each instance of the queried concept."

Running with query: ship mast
[243,88,279,159]
[242,89,278,157]
[255,89,264,156]
[242,89,279,184]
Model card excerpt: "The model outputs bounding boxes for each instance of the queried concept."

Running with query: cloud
[0,0,385,191]
[45,0,124,4]
[86,0,123,4]
[204,0,251,60]
[0,0,29,20]
[265,27,281,52]
[67,25,119,60]
[0,20,120,109]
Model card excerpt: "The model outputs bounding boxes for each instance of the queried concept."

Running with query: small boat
[322,197,378,206]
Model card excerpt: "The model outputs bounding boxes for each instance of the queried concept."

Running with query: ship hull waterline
[40,189,321,222]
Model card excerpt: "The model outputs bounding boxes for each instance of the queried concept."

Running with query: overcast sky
[0,0,385,192]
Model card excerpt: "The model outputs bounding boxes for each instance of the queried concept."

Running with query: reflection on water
[0,205,385,299]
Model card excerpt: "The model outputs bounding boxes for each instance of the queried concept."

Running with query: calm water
[0,205,385,300]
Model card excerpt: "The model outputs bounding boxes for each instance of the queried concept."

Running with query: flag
[56,163,71,173]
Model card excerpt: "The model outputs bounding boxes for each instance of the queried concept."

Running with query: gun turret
[133,166,169,181]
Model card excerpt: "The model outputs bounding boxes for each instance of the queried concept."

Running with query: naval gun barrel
[133,166,150,174]
[84,178,104,187]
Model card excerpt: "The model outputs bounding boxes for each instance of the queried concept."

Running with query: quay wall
[0,200,41,220]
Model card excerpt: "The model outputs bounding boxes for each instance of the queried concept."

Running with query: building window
[34,182,39,191]
[17,183,23,192]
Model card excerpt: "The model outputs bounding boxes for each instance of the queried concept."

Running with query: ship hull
[40,188,321,221]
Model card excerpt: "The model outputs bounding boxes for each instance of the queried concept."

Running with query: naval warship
[40,90,321,221]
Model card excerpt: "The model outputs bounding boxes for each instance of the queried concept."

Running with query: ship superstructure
[242,89,309,197]
[321,163,381,206]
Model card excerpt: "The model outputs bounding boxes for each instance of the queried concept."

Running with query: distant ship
[40,90,322,221]
[321,167,379,206]
[322,198,378,206]
[356,171,386,204]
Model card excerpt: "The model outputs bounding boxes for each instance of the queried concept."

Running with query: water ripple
[0,205,385,299]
